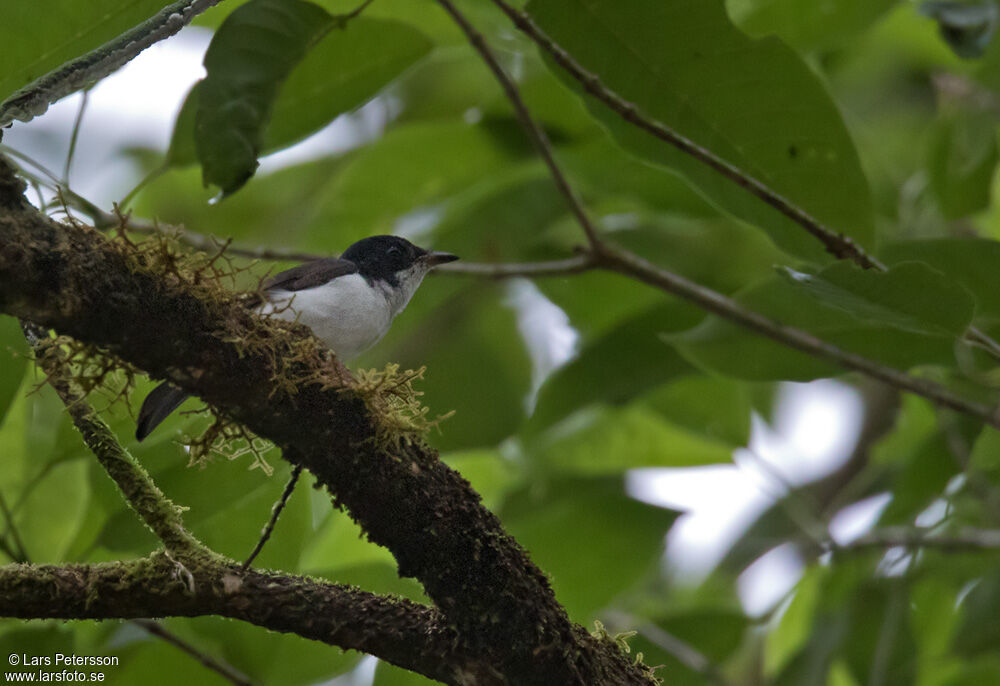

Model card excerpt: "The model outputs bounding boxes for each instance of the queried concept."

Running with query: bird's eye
[387,246,401,257]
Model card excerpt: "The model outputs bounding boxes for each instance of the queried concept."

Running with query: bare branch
[242,465,302,571]
[434,0,603,248]
[839,526,1000,552]
[593,247,1000,428]
[486,0,882,269]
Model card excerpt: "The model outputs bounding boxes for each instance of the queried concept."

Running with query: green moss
[347,364,453,453]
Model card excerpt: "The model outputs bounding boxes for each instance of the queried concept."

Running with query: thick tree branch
[0,159,654,685]
[0,553,460,682]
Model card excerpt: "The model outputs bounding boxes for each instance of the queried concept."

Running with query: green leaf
[266,17,431,145]
[181,617,360,685]
[0,0,169,106]
[632,610,748,686]
[501,477,679,621]
[879,433,959,525]
[529,404,734,475]
[169,17,432,168]
[195,0,336,194]
[377,284,532,451]
[640,375,752,446]
[527,302,698,436]
[727,0,899,51]
[777,261,976,336]
[295,120,534,251]
[373,661,439,686]
[928,110,1000,219]
[881,238,1000,319]
[668,274,959,381]
[952,569,1000,656]
[526,0,875,261]
[0,315,28,427]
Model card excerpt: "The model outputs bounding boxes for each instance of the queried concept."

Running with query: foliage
[5,0,1000,684]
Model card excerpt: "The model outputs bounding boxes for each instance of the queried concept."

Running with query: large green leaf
[879,433,959,526]
[295,120,534,251]
[952,569,1000,656]
[526,0,875,261]
[881,238,1000,319]
[194,0,334,194]
[526,302,698,436]
[0,315,28,427]
[640,375,752,446]
[668,274,960,381]
[501,477,679,621]
[632,610,748,686]
[727,0,900,51]
[168,16,432,168]
[928,109,1000,220]
[0,0,170,106]
[370,283,532,451]
[528,404,734,475]
[777,261,975,336]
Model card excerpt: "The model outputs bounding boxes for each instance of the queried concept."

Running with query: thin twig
[343,0,375,21]
[437,254,595,278]
[62,89,89,186]
[838,526,1000,552]
[132,620,257,686]
[0,491,28,563]
[242,465,302,572]
[434,0,603,248]
[486,0,882,269]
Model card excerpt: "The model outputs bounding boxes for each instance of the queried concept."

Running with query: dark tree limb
[0,158,655,685]
[0,554,461,682]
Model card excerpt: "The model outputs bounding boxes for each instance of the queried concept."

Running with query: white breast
[261,274,394,361]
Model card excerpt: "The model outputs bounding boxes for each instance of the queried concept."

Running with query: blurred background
[4,0,1000,684]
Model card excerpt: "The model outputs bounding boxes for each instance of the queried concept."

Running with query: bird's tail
[135,382,190,441]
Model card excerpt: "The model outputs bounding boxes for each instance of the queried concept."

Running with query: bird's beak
[423,251,459,267]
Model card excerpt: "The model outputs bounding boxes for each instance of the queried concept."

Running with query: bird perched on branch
[135,235,458,441]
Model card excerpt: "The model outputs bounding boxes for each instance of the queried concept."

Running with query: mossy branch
[0,552,462,683]
[22,322,209,560]
[0,157,656,684]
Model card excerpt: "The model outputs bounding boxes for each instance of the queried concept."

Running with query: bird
[135,235,458,441]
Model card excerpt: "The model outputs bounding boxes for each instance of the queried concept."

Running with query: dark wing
[263,258,358,292]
